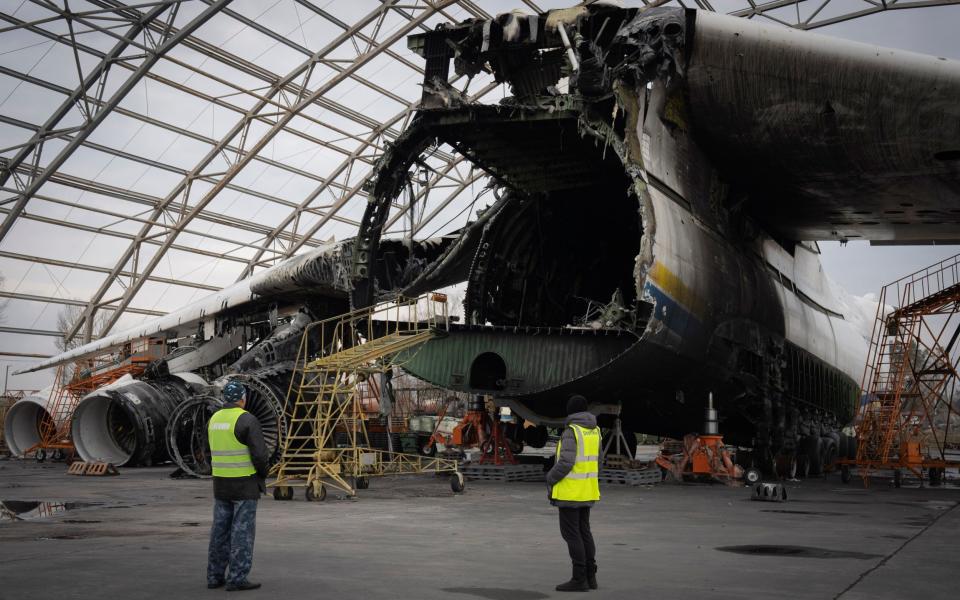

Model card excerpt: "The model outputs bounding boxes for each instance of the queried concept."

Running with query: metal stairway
[270,295,462,500]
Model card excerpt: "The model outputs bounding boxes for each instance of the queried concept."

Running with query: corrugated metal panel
[401,326,637,396]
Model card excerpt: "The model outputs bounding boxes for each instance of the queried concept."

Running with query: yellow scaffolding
[269,294,463,501]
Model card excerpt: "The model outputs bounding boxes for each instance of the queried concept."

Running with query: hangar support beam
[0,1,175,190]
[70,0,461,345]
[0,0,232,244]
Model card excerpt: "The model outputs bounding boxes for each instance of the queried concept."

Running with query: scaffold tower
[853,254,960,486]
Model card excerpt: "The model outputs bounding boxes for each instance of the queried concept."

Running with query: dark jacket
[545,411,599,508]
[212,403,269,501]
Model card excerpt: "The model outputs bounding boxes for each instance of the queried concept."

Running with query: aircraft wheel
[821,438,838,476]
[796,454,810,479]
[775,453,797,479]
[450,472,465,493]
[929,467,942,487]
[744,468,762,485]
[845,436,858,460]
[355,476,370,490]
[523,425,549,449]
[35,449,46,463]
[805,437,823,476]
[841,465,851,484]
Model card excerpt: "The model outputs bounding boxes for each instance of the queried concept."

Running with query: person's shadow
[442,587,549,600]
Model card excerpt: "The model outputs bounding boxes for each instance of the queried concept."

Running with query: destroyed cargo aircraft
[12,5,960,476]
[355,4,960,474]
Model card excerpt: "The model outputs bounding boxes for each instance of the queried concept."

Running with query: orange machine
[441,395,517,465]
[656,394,760,485]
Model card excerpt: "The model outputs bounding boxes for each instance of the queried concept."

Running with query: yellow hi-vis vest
[208,407,256,478]
[551,424,601,502]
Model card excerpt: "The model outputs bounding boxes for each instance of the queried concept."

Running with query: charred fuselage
[347,5,960,470]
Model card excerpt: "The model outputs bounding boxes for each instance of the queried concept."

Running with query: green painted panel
[400,327,636,396]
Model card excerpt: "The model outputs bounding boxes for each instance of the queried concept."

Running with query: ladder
[28,365,78,460]
[270,294,463,501]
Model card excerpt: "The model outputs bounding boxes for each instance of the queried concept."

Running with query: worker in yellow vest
[545,394,601,592]
[206,380,268,592]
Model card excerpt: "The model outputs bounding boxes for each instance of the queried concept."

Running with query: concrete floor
[0,457,957,600]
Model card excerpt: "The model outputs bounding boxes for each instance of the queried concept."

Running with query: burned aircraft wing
[353,5,960,470]
[15,240,353,375]
[18,232,469,375]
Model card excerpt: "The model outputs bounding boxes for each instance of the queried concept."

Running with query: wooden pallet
[461,463,545,482]
[603,455,649,471]
[599,468,661,486]
[67,461,119,476]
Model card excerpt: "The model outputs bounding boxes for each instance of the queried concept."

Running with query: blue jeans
[207,499,258,586]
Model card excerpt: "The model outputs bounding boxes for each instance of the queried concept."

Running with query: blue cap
[222,380,246,403]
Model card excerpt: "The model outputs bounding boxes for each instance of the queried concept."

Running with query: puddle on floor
[62,519,102,524]
[0,501,103,523]
[760,509,846,516]
[442,588,549,600]
[716,545,881,560]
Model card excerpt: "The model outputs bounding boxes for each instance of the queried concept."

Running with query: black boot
[586,562,598,590]
[225,581,261,592]
[556,565,589,592]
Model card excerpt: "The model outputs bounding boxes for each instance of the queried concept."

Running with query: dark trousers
[558,506,596,579]
[208,499,258,586]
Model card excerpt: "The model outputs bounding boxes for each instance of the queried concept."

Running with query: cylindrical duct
[71,374,194,467]
[3,387,55,457]
[229,369,289,463]
[165,368,290,478]
[166,394,219,478]
[704,392,719,436]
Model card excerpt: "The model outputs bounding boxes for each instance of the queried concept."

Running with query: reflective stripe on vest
[551,424,601,502]
[207,407,256,478]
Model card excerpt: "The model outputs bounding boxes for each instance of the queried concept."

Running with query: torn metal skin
[354,4,960,471]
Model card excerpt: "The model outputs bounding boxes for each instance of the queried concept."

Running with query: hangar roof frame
[0,0,958,352]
